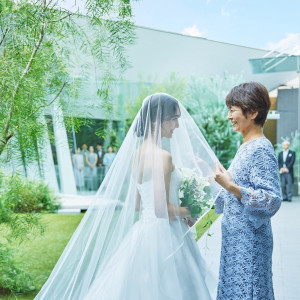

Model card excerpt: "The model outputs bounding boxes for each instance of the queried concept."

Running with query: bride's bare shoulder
[161,150,175,172]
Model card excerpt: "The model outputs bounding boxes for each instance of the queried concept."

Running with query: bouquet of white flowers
[177,167,213,218]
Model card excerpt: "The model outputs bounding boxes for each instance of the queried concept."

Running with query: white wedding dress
[84,168,214,300]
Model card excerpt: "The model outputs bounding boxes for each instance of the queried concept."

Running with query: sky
[62,0,300,52]
[131,0,300,51]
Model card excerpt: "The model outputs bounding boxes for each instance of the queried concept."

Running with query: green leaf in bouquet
[187,195,194,206]
[191,206,202,218]
[180,197,188,206]
[203,193,212,202]
[203,186,211,195]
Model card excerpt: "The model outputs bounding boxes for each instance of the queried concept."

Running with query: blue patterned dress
[215,137,281,300]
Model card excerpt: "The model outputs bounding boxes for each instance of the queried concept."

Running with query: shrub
[0,171,59,294]
[0,202,43,294]
[2,173,61,213]
[0,243,36,294]
[189,105,242,168]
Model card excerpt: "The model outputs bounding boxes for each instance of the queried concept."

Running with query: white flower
[179,189,184,199]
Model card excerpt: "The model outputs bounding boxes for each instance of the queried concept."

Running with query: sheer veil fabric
[35,93,219,300]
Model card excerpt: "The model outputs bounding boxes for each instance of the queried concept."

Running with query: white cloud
[181,25,207,38]
[266,33,300,55]
[221,8,230,17]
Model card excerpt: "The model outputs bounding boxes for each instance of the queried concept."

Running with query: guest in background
[72,147,84,191]
[278,140,295,202]
[96,143,105,166]
[81,144,89,189]
[103,146,116,174]
[81,144,89,162]
[96,143,105,185]
[86,146,98,191]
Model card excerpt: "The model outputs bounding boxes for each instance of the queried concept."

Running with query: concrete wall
[277,88,299,142]
[125,26,297,91]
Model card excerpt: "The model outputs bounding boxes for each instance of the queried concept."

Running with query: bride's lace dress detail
[85,168,213,299]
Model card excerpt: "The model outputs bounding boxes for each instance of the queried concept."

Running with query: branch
[30,81,67,116]
[1,22,46,156]
[19,22,46,84]
[49,12,73,23]
[0,27,9,47]
[0,130,15,156]
[0,81,67,156]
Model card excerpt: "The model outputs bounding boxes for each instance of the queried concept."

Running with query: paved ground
[197,196,300,300]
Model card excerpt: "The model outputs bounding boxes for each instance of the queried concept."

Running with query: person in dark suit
[96,143,105,184]
[96,143,105,166]
[278,140,296,202]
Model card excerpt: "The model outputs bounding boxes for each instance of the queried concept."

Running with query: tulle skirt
[84,217,213,300]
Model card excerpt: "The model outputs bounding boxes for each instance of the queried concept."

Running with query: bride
[35,93,218,300]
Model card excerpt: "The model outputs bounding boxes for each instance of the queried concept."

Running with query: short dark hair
[134,93,181,137]
[226,82,271,126]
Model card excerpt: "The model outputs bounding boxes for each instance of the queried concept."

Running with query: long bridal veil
[35,93,219,300]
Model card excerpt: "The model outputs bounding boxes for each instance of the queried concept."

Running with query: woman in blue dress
[103,146,116,174]
[214,82,281,299]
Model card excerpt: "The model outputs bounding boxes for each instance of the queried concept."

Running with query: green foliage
[189,105,242,168]
[195,209,219,241]
[275,130,300,181]
[0,207,42,294]
[1,214,84,298]
[0,0,136,170]
[0,243,36,294]
[1,173,61,213]
[0,170,60,294]
[182,73,243,168]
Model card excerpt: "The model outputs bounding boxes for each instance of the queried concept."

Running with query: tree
[0,0,135,169]
[0,0,135,294]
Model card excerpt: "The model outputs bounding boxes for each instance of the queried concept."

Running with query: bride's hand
[184,216,198,227]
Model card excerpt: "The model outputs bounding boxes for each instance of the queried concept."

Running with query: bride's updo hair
[134,93,180,137]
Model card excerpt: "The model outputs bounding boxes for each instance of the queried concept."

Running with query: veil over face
[35,93,219,300]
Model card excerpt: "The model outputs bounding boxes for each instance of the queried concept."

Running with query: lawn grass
[0,210,219,299]
[0,214,84,300]
[196,209,219,241]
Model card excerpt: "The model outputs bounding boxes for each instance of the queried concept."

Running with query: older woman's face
[227,106,257,134]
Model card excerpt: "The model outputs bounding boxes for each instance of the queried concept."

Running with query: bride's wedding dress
[35,93,218,300]
[85,167,213,299]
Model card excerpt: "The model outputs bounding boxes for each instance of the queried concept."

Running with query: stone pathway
[197,196,300,300]
[57,193,96,214]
